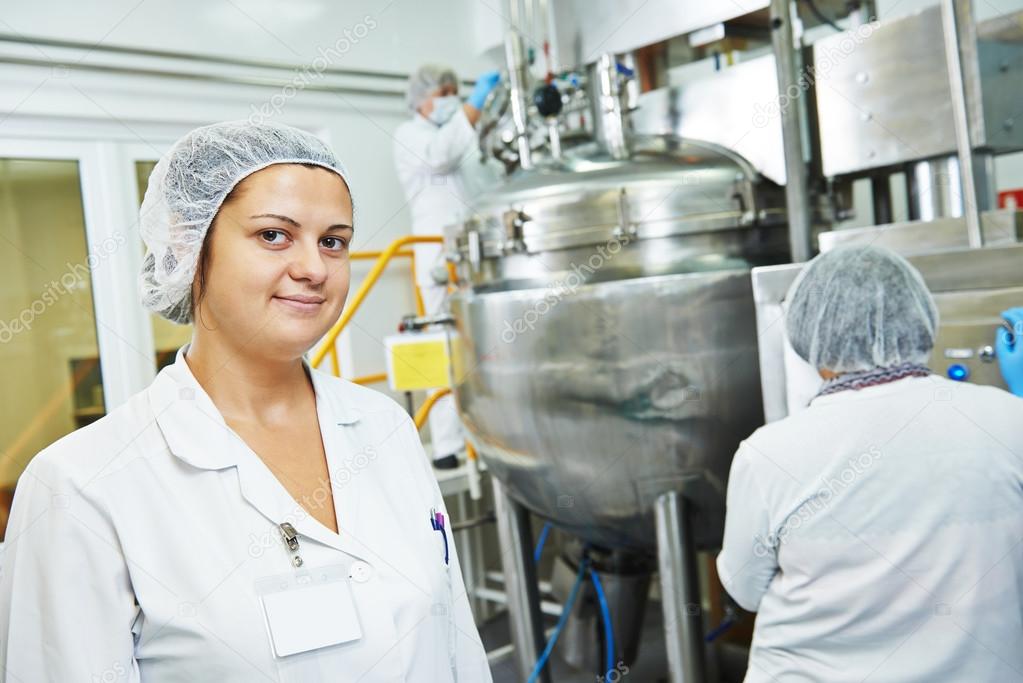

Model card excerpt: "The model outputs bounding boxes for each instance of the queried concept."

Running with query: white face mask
[427,95,461,125]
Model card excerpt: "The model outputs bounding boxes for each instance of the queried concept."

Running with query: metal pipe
[655,491,706,683]
[769,0,813,262]
[850,0,878,27]
[473,586,564,617]
[590,53,630,160]
[450,511,495,532]
[504,30,534,170]
[492,479,549,683]
[485,571,554,596]
[0,33,416,83]
[940,0,984,247]
[0,55,405,98]
[906,156,963,221]
[547,120,563,160]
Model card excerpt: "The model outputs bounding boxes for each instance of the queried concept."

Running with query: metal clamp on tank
[465,227,483,274]
[398,312,455,331]
[502,208,530,253]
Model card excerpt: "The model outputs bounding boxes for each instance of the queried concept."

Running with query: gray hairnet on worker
[0,120,492,682]
[785,244,939,378]
[717,244,1023,681]
[404,63,459,112]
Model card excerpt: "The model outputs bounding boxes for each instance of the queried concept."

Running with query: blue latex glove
[467,70,501,110]
[997,307,1023,397]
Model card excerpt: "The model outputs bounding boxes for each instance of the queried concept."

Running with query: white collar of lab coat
[148,345,372,557]
[148,344,362,471]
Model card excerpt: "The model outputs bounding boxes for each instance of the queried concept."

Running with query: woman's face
[192,163,354,360]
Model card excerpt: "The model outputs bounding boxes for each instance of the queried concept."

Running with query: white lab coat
[0,347,492,683]
[717,375,1023,682]
[392,109,500,459]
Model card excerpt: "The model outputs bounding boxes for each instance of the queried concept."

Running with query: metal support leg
[655,491,706,683]
[770,0,813,262]
[492,479,549,683]
[940,0,985,247]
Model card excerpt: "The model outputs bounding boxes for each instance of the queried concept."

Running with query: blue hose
[589,568,616,681]
[534,522,552,565]
[704,617,736,642]
[527,558,589,683]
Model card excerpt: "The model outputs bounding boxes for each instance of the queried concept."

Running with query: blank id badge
[256,564,363,680]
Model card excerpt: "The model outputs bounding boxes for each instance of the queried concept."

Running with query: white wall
[1,0,496,76]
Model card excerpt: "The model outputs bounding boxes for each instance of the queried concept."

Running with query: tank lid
[447,135,780,260]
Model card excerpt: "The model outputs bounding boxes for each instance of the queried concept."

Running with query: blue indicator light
[947,364,969,381]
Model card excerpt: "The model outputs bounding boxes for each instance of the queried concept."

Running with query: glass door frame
[0,136,160,411]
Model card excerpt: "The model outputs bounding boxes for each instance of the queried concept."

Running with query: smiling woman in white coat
[0,121,492,682]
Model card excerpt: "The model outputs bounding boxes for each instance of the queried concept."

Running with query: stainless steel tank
[446,134,789,551]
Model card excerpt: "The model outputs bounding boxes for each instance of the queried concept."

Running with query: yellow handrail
[311,235,443,371]
[351,249,414,261]
[311,235,471,454]
[352,372,388,386]
[414,387,452,430]
[415,388,479,463]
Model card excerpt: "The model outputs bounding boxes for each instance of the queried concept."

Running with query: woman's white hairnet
[139,120,352,324]
[406,64,458,111]
[785,245,939,374]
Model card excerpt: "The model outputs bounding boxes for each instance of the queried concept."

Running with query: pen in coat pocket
[430,508,449,566]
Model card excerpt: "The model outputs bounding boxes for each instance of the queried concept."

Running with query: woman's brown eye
[261,230,285,244]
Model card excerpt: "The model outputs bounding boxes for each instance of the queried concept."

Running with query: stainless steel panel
[450,267,764,551]
[548,0,851,70]
[813,7,1023,177]
[632,55,788,185]
[817,208,1023,254]
[931,287,1023,388]
[977,19,1023,149]
[750,262,804,423]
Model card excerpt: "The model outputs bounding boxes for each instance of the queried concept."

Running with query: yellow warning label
[388,339,451,391]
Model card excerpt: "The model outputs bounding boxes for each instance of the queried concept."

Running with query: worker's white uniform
[0,347,492,682]
[717,375,1023,682]
[392,108,499,460]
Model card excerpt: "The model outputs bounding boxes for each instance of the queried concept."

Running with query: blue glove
[467,70,501,110]
[996,307,1023,397]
